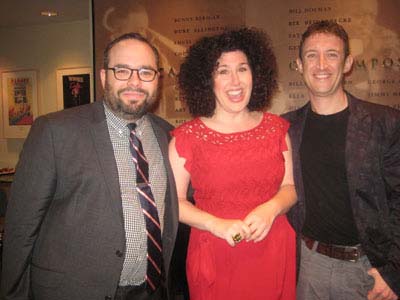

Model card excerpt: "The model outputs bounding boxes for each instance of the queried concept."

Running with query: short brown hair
[103,32,159,69]
[299,20,350,60]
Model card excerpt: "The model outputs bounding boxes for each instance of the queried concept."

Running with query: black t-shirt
[300,107,359,245]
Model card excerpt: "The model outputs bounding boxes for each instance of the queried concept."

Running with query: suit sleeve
[378,116,400,296]
[1,116,57,300]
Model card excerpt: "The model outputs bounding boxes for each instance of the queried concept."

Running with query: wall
[0,20,92,167]
[2,0,400,166]
[93,0,400,126]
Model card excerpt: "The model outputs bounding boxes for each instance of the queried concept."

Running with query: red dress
[172,113,296,300]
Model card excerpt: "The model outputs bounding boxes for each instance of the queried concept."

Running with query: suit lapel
[289,104,309,228]
[89,101,124,226]
[290,105,309,154]
[345,94,371,207]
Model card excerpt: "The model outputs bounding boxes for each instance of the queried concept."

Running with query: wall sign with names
[93,0,400,120]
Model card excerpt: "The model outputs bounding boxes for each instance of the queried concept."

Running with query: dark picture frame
[56,67,93,110]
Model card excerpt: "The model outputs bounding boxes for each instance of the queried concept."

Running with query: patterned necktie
[127,123,163,292]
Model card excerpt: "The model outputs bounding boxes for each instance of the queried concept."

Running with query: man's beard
[104,82,157,120]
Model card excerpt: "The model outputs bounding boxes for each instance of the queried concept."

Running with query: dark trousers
[114,283,166,300]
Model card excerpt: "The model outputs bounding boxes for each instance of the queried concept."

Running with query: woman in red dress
[169,28,297,300]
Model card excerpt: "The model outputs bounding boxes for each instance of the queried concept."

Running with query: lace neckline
[197,113,266,136]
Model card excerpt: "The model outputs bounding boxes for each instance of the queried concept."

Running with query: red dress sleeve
[171,121,195,172]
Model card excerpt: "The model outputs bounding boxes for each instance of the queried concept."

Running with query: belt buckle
[342,245,361,262]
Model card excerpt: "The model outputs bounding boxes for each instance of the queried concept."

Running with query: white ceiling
[0,0,89,28]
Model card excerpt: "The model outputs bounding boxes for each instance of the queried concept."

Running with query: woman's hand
[206,218,252,247]
[240,134,297,244]
[243,201,279,242]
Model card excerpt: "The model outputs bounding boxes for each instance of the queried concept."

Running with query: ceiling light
[40,11,58,17]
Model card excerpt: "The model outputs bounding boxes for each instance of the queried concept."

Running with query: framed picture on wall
[56,67,93,110]
[1,69,38,138]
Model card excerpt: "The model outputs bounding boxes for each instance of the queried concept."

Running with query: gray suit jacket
[1,101,179,300]
[283,93,400,295]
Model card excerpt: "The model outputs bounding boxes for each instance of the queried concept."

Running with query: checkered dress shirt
[104,104,167,286]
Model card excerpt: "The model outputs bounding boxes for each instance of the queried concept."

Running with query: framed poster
[56,67,93,110]
[1,70,38,138]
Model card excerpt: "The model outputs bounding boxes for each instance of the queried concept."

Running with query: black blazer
[1,101,179,300]
[283,93,400,295]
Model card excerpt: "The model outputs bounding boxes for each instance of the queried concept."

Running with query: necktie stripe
[143,210,161,229]
[136,168,150,184]
[146,276,156,291]
[129,137,149,163]
[127,123,163,292]
[133,144,148,163]
[146,230,163,251]
[137,188,157,207]
[148,255,162,273]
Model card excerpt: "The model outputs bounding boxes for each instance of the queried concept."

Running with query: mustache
[117,87,149,96]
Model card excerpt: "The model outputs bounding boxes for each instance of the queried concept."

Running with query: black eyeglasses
[106,67,158,82]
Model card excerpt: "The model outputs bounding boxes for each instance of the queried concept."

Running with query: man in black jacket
[283,20,399,300]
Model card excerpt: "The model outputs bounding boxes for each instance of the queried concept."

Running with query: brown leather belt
[302,235,365,262]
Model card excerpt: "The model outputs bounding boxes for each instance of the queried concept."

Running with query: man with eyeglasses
[2,33,179,300]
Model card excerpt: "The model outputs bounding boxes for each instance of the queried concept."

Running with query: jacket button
[115,250,123,257]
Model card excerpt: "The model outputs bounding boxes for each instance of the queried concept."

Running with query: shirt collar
[103,102,148,137]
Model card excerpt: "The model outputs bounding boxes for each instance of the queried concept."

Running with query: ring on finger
[232,233,242,243]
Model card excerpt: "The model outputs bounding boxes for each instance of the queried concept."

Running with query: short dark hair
[299,20,350,60]
[103,32,160,69]
[178,27,278,117]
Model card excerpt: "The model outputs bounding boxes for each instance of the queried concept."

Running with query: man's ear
[296,58,303,74]
[100,69,106,89]
[343,54,354,74]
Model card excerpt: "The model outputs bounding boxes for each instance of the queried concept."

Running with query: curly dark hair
[178,28,278,117]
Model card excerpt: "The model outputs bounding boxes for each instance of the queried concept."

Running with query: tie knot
[127,123,137,132]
